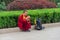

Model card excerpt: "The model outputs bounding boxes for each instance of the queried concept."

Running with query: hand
[26,16,30,21]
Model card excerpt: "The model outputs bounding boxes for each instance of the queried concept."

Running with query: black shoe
[40,27,45,30]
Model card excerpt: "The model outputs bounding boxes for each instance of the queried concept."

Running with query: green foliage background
[0,2,6,10]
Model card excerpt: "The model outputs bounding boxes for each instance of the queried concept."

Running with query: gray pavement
[0,26,60,40]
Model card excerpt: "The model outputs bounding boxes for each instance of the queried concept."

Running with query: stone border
[0,22,60,34]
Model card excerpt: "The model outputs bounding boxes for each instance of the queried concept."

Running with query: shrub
[0,8,60,29]
[6,0,57,10]
[0,2,6,10]
[0,0,14,5]
[57,3,60,8]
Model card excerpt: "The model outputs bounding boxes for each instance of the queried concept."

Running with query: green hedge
[0,8,60,29]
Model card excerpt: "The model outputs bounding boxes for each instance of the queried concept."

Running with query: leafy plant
[0,2,6,10]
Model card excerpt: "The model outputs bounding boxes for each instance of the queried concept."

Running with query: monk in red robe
[18,10,31,32]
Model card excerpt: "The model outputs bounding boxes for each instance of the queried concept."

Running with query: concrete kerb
[0,22,60,34]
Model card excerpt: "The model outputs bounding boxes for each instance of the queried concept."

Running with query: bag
[34,18,42,30]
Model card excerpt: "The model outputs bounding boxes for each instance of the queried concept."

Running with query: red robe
[18,14,31,31]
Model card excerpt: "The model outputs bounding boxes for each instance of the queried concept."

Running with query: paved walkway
[0,26,60,40]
